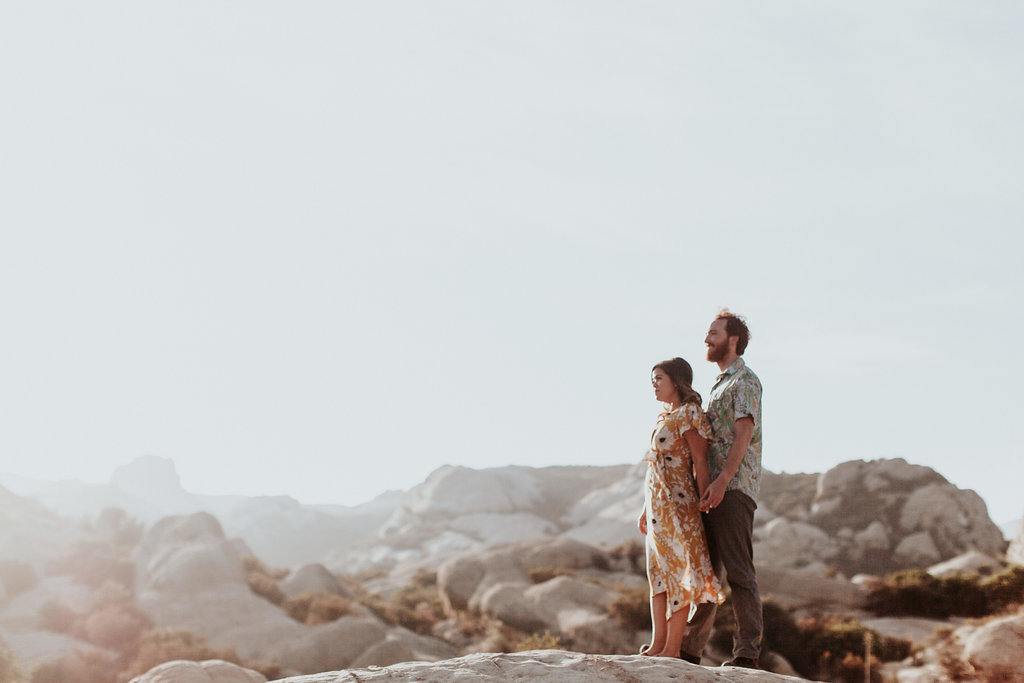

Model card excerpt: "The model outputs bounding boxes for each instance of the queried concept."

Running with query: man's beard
[706,343,727,362]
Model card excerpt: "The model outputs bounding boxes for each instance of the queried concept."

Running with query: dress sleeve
[679,403,713,441]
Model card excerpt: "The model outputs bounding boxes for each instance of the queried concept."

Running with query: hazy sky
[2,2,1021,524]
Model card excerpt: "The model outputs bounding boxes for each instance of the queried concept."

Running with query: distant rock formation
[132,512,458,678]
[1008,515,1024,566]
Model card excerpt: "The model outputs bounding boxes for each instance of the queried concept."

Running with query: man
[680,308,763,669]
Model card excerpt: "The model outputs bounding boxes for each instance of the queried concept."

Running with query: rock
[927,550,1002,578]
[437,537,607,615]
[962,612,1024,680]
[274,617,386,674]
[757,565,866,610]
[757,519,838,568]
[280,564,350,600]
[899,484,1005,558]
[1007,516,1024,566]
[128,658,267,683]
[894,532,941,566]
[859,617,952,645]
[269,650,812,682]
[133,513,307,666]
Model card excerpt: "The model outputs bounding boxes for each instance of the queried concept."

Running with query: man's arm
[699,416,754,511]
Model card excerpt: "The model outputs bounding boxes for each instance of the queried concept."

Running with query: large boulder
[806,459,1005,574]
[133,513,307,667]
[270,650,810,682]
[128,658,266,683]
[437,537,611,614]
[962,612,1024,680]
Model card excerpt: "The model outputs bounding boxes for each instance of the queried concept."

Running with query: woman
[638,357,725,659]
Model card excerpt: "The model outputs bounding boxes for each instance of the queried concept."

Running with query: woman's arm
[683,427,711,497]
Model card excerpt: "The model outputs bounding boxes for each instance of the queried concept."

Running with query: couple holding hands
[637,309,764,670]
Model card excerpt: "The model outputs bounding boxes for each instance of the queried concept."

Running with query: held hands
[699,476,727,513]
[637,511,647,535]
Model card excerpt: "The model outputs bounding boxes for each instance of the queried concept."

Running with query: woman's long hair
[652,357,702,407]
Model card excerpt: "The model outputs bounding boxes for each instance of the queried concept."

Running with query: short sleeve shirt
[705,357,763,500]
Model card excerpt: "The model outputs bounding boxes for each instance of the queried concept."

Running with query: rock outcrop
[129,658,267,683]
[133,512,458,677]
[1007,514,1024,566]
[270,650,810,682]
[781,459,1006,574]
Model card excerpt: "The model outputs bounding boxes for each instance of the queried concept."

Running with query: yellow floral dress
[643,402,726,618]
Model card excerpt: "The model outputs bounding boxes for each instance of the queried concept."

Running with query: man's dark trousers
[681,490,763,661]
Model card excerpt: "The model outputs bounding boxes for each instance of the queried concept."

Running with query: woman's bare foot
[639,642,664,656]
[653,647,681,658]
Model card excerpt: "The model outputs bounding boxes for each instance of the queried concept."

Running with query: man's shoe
[721,657,758,669]
[679,652,701,665]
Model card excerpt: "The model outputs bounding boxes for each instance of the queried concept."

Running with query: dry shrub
[528,567,575,584]
[82,606,149,654]
[607,585,650,631]
[246,571,285,606]
[39,599,79,635]
[818,651,883,683]
[0,637,27,683]
[284,592,355,625]
[363,570,445,636]
[0,560,38,597]
[867,566,1024,619]
[514,631,565,652]
[47,542,133,589]
[606,540,645,575]
[30,649,115,683]
[118,629,240,681]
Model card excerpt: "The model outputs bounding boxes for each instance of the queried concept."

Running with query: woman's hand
[637,510,647,535]
[699,476,727,512]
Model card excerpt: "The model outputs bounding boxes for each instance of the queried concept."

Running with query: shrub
[866,566,1024,619]
[0,637,26,683]
[528,567,575,584]
[47,542,133,589]
[0,560,38,597]
[607,585,651,631]
[39,599,79,635]
[607,540,646,575]
[31,649,115,683]
[82,605,150,654]
[514,631,565,651]
[362,571,445,635]
[246,571,285,606]
[982,565,1024,611]
[117,629,243,681]
[284,592,355,625]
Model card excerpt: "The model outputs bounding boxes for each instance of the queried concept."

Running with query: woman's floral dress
[643,402,725,619]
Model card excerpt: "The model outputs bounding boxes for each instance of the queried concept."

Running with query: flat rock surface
[270,650,814,682]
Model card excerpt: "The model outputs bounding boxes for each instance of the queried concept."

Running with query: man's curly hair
[715,308,751,356]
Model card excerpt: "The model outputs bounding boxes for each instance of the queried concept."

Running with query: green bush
[866,566,1024,619]
[716,598,910,680]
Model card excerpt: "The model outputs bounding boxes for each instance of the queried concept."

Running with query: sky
[1,1,1021,525]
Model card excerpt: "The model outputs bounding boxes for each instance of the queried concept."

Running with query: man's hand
[637,511,647,535]
[700,476,727,512]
